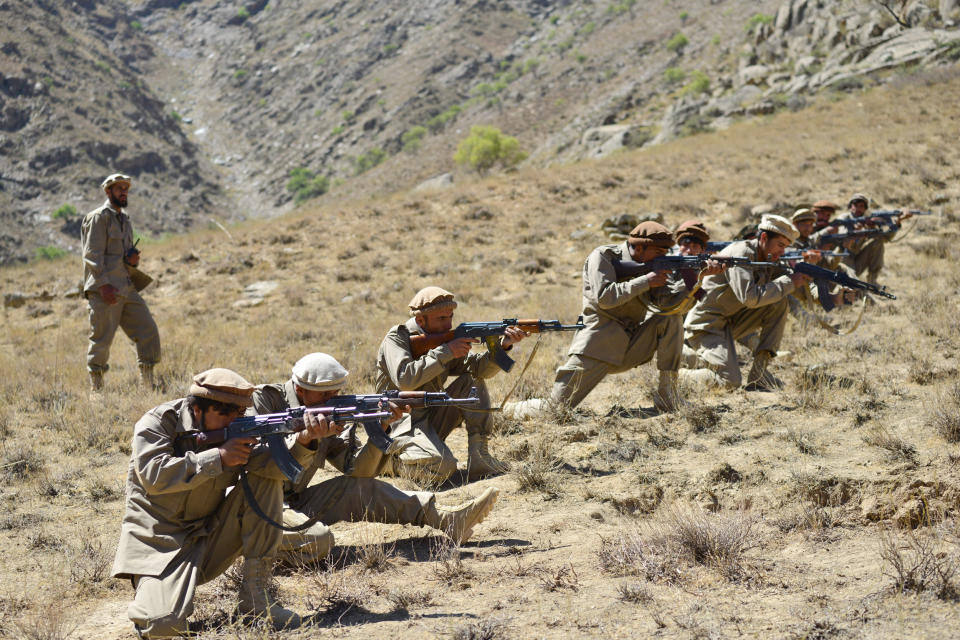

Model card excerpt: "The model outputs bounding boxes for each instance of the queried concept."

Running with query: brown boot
[237,558,301,631]
[428,487,500,544]
[467,433,509,481]
[745,350,782,391]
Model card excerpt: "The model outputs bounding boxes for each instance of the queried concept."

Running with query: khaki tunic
[81,200,160,372]
[684,239,794,387]
[551,242,687,407]
[374,317,500,482]
[111,399,314,636]
[252,382,437,564]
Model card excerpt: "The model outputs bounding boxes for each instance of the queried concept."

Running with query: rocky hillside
[2,0,959,265]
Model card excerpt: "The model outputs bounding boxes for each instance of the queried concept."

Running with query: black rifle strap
[238,468,323,532]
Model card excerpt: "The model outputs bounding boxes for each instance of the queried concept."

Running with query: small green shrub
[680,70,710,96]
[679,11,689,21]
[341,110,355,123]
[663,67,687,84]
[454,125,527,175]
[666,32,689,53]
[237,7,250,20]
[232,69,247,80]
[426,104,461,133]
[170,110,182,122]
[52,204,77,220]
[352,148,387,175]
[745,13,773,32]
[402,126,427,154]
[331,125,344,135]
[36,246,69,261]
[286,168,330,204]
[130,20,143,30]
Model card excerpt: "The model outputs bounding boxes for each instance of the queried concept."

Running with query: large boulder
[580,125,651,158]
[738,64,771,86]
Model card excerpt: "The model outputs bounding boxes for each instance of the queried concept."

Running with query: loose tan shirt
[81,200,136,295]
[375,316,499,424]
[252,380,347,498]
[685,239,795,335]
[111,398,315,579]
[565,242,690,365]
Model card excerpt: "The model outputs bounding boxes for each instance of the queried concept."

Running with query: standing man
[375,287,527,484]
[81,173,160,391]
[681,215,809,391]
[112,369,315,638]
[550,221,722,412]
[254,352,500,565]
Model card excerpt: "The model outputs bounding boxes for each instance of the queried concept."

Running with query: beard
[109,194,128,209]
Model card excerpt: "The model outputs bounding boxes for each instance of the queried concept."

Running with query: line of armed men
[80,174,917,636]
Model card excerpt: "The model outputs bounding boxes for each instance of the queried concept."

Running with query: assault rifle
[612,254,772,281]
[328,388,481,412]
[780,250,849,261]
[815,228,889,247]
[180,405,395,483]
[409,318,585,372]
[828,210,933,230]
[705,241,732,253]
[779,261,896,302]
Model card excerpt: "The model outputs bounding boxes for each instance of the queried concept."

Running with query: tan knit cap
[757,214,799,243]
[189,368,255,407]
[292,352,349,392]
[848,193,869,206]
[408,286,457,316]
[811,200,838,211]
[627,221,674,248]
[674,219,709,244]
[791,208,816,224]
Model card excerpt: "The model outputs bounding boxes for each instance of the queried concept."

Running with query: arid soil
[2,70,960,639]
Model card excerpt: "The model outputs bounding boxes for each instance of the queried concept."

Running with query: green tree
[286,168,330,204]
[454,126,527,175]
[666,32,689,53]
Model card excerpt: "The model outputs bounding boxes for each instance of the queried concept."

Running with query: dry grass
[929,382,960,442]
[880,525,960,601]
[449,616,512,640]
[510,436,563,494]
[862,426,918,465]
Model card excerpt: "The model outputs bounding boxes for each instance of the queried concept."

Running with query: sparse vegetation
[880,526,960,600]
[454,125,527,174]
[402,125,427,153]
[680,70,710,96]
[237,6,250,21]
[663,67,687,84]
[351,147,386,175]
[52,203,77,219]
[929,382,960,441]
[34,246,68,261]
[285,167,330,203]
[665,32,689,54]
[745,13,774,32]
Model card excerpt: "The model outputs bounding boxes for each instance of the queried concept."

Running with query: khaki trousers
[390,375,492,484]
[684,298,787,389]
[127,473,283,638]
[86,290,160,373]
[843,238,884,283]
[550,315,682,408]
[278,476,436,565]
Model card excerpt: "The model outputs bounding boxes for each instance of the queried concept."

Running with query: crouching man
[375,287,526,484]
[550,221,723,412]
[111,369,322,638]
[682,215,809,390]
[254,352,500,565]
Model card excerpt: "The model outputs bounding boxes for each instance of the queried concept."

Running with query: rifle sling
[238,468,325,532]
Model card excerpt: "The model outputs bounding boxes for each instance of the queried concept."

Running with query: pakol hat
[848,193,869,206]
[791,208,816,224]
[627,221,674,248]
[189,368,255,407]
[101,173,131,191]
[674,219,709,245]
[757,214,799,243]
[292,352,349,392]
[408,286,457,316]
[811,200,838,211]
